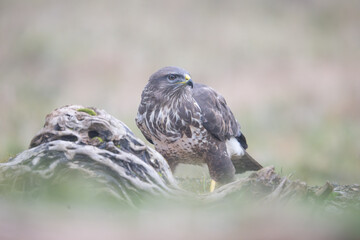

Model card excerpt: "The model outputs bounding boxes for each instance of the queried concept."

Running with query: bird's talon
[210,179,216,192]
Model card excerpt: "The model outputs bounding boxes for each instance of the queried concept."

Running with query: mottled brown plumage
[136,66,262,184]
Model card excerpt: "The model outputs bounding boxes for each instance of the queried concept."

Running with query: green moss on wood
[92,137,103,143]
[77,108,97,116]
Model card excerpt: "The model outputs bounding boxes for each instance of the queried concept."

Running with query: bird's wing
[192,83,244,143]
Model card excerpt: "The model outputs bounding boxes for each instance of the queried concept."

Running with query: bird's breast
[153,124,210,163]
[145,97,201,140]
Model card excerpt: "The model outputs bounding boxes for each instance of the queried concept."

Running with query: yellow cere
[176,74,192,85]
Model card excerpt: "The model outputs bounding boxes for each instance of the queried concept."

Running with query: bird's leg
[205,147,235,188]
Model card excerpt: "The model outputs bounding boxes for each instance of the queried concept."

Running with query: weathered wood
[0,105,179,206]
[203,166,359,212]
[0,105,359,210]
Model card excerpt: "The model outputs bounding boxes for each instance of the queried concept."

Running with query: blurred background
[1,0,359,185]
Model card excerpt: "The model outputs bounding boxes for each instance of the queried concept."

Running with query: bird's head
[147,66,194,98]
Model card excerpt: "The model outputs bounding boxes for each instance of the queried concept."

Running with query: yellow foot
[210,179,216,192]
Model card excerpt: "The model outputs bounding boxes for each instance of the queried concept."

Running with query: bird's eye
[167,74,176,81]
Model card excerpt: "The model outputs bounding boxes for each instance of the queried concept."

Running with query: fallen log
[0,105,359,211]
[0,105,179,207]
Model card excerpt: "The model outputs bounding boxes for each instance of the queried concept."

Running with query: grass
[0,166,359,240]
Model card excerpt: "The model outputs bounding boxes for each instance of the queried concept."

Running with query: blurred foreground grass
[0,169,359,240]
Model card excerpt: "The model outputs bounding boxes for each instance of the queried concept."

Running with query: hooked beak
[184,73,193,88]
[186,79,194,88]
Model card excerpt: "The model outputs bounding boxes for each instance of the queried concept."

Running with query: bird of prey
[136,66,262,189]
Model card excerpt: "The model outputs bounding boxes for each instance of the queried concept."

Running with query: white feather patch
[226,137,245,157]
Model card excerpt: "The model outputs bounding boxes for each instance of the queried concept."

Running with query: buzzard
[136,66,262,188]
